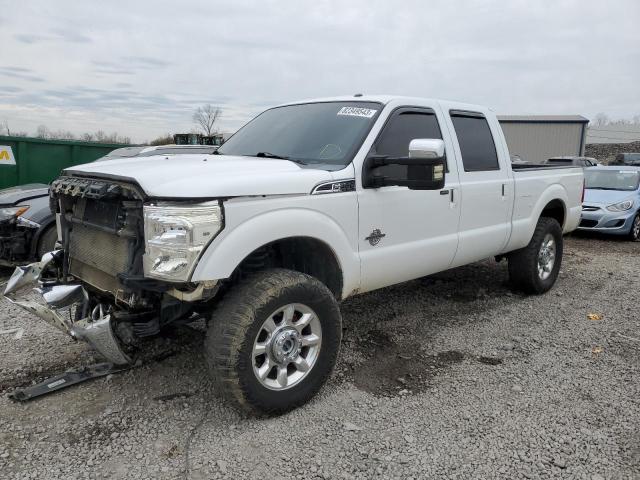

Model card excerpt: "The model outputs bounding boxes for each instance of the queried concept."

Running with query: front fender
[191,207,360,299]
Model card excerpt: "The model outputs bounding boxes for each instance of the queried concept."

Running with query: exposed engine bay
[4,175,221,365]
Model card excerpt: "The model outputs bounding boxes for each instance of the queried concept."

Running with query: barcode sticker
[337,107,377,118]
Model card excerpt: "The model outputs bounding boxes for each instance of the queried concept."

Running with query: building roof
[497,115,589,124]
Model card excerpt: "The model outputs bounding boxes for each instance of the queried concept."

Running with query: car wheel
[36,225,58,260]
[629,213,640,242]
[205,268,342,415]
[508,217,563,294]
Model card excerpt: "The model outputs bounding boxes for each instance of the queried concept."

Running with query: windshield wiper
[255,151,289,160]
[254,152,306,165]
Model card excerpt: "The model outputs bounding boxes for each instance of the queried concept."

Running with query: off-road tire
[629,213,640,242]
[205,268,342,415]
[36,225,57,260]
[508,217,563,294]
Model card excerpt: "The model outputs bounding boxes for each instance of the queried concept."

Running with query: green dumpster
[0,136,131,189]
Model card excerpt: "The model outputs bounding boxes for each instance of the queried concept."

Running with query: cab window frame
[369,106,448,172]
[449,110,500,173]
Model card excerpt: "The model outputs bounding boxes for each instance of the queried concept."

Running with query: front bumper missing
[3,252,131,365]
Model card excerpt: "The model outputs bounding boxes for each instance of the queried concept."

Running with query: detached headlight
[143,203,222,281]
[0,205,29,222]
[606,200,634,212]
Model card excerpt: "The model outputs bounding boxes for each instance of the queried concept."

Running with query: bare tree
[193,104,222,136]
[149,133,174,146]
[52,129,75,140]
[1,119,10,135]
[592,113,609,127]
[36,125,50,138]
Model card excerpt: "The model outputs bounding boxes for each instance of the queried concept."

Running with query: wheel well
[540,199,565,228]
[230,237,343,299]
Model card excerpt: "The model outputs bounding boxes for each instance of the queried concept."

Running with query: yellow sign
[0,145,16,165]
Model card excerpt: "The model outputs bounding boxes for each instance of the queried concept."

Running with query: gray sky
[1,0,638,142]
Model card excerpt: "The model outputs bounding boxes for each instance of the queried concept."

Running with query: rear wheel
[508,217,563,294]
[205,269,342,415]
[629,213,640,242]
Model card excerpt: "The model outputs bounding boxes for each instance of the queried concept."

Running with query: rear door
[357,104,461,292]
[444,110,514,267]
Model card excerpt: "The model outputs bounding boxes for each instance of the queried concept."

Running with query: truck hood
[0,183,49,206]
[64,154,336,198]
[583,189,637,206]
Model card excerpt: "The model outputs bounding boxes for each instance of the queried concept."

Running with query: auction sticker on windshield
[337,106,377,118]
[0,145,16,165]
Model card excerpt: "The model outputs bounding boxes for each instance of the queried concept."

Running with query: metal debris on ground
[8,363,131,402]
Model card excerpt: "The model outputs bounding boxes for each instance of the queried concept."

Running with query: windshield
[584,170,640,191]
[217,101,382,166]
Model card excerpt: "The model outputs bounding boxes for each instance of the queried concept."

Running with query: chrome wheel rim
[252,303,322,390]
[633,216,640,240]
[537,233,556,280]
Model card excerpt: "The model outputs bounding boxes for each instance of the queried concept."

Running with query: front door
[357,105,461,293]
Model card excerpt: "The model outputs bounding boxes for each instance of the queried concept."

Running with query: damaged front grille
[52,175,145,300]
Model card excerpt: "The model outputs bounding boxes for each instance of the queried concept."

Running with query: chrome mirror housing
[409,138,445,159]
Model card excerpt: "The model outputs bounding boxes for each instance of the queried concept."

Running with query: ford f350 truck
[4,96,583,414]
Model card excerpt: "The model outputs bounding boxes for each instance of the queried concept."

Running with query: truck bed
[511,164,582,171]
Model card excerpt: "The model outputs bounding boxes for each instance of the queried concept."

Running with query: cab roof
[277,95,494,115]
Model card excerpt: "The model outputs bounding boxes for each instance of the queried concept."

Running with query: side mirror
[409,138,445,159]
[363,138,446,190]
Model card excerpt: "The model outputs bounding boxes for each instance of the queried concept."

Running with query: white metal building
[497,115,589,164]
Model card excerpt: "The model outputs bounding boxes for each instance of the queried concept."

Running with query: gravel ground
[0,234,638,480]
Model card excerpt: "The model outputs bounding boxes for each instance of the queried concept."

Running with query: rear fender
[506,183,572,252]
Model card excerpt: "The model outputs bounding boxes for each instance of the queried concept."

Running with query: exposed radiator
[69,224,130,293]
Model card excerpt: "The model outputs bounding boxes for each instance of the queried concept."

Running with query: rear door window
[450,111,499,172]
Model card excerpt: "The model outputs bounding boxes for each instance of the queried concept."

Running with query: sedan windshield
[584,170,640,191]
[217,101,382,166]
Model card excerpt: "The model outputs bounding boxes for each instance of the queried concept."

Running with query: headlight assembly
[0,205,29,222]
[143,203,222,281]
[606,200,634,212]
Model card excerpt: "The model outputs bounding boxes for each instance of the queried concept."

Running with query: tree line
[1,104,223,145]
[592,113,640,127]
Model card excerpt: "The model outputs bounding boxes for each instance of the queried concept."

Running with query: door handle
[440,189,450,195]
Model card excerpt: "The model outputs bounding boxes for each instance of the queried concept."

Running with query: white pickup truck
[4,95,583,414]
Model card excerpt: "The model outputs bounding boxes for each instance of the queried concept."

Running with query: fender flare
[191,208,360,298]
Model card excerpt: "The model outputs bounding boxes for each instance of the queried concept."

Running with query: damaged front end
[3,250,131,365]
[3,175,222,366]
[0,212,39,267]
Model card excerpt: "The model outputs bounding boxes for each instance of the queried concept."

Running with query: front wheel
[629,213,640,242]
[205,269,342,415]
[508,217,563,294]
